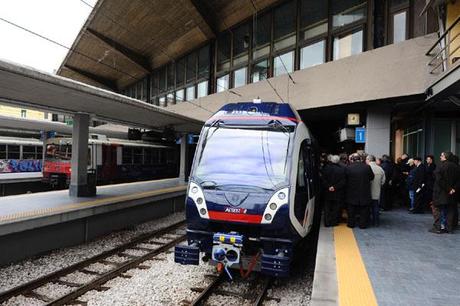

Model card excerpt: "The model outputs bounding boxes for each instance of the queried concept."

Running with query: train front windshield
[192,127,293,191]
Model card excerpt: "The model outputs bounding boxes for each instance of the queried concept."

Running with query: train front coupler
[211,232,244,280]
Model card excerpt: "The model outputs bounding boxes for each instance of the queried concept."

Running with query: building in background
[57,0,460,159]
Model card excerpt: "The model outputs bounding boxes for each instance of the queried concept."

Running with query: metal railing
[427,15,460,74]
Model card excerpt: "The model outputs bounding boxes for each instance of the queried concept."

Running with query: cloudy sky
[0,0,97,73]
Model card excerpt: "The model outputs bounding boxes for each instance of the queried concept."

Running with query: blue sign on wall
[355,127,366,143]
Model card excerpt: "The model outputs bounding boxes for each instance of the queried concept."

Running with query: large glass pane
[0,145,5,159]
[7,145,20,159]
[433,120,452,160]
[403,125,423,158]
[186,86,195,101]
[150,72,159,97]
[176,57,186,86]
[186,52,196,83]
[159,96,166,107]
[158,67,166,93]
[253,12,271,59]
[274,1,296,40]
[390,0,409,9]
[167,63,174,90]
[198,45,210,78]
[167,93,175,106]
[217,74,230,92]
[197,81,208,98]
[234,67,247,88]
[333,30,363,60]
[332,0,367,29]
[233,23,250,66]
[300,0,328,40]
[252,60,269,83]
[300,40,325,69]
[393,11,407,43]
[23,146,36,159]
[217,32,231,71]
[274,51,294,77]
[176,89,184,103]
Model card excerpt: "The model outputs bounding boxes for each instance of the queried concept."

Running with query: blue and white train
[175,101,319,278]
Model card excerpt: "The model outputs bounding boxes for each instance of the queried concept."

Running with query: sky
[0,0,97,73]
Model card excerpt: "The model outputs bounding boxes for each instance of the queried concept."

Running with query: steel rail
[252,277,273,306]
[0,220,186,303]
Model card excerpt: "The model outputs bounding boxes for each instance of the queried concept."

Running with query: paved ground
[353,209,460,306]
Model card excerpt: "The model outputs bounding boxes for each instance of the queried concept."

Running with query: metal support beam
[64,65,118,91]
[179,134,188,181]
[189,0,218,36]
[69,113,92,197]
[86,28,151,73]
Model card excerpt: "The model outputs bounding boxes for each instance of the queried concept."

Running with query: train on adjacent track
[175,101,320,278]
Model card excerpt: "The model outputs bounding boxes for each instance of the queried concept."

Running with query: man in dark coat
[431,152,459,233]
[321,155,346,227]
[424,155,436,211]
[380,155,394,210]
[410,157,426,213]
[345,153,375,229]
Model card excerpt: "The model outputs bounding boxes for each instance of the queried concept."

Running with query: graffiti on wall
[0,159,42,173]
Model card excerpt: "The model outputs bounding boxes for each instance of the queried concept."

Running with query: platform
[0,172,42,184]
[311,209,460,306]
[0,178,187,266]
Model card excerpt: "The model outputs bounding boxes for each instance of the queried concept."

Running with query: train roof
[0,136,42,146]
[46,136,172,148]
[205,101,301,126]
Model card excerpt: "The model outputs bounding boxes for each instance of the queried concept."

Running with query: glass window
[176,89,185,102]
[133,148,143,164]
[186,52,197,83]
[37,146,43,156]
[253,12,271,59]
[333,30,363,60]
[332,0,367,29]
[233,23,250,66]
[432,121,452,160]
[167,63,175,90]
[176,57,186,86]
[217,74,230,92]
[7,145,20,159]
[144,148,152,165]
[274,51,294,77]
[150,72,159,97]
[166,93,175,106]
[159,96,166,107]
[300,0,328,40]
[390,0,409,9]
[233,67,247,88]
[252,60,269,83]
[198,45,210,79]
[197,81,208,98]
[186,86,195,101]
[158,67,166,93]
[23,146,36,159]
[0,145,6,159]
[300,40,326,69]
[217,32,231,71]
[273,1,297,50]
[393,11,407,43]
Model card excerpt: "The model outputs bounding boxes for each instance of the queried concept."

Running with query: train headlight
[264,213,272,221]
[188,182,209,219]
[278,192,286,200]
[191,186,198,194]
[200,208,207,215]
[269,203,277,210]
[196,197,203,204]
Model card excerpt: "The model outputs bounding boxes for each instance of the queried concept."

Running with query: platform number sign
[355,127,366,143]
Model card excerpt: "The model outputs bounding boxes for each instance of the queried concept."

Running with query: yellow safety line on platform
[0,185,186,223]
[334,224,378,306]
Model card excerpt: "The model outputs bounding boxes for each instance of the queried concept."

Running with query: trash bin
[87,170,97,196]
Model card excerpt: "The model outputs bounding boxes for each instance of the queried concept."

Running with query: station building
[58,0,460,159]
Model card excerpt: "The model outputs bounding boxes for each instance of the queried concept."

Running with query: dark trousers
[432,204,458,232]
[347,204,370,229]
[371,200,380,226]
[324,199,340,227]
[381,184,392,210]
[412,189,425,213]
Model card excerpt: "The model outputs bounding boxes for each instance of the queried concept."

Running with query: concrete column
[41,131,47,173]
[365,106,391,158]
[69,113,90,197]
[179,134,187,181]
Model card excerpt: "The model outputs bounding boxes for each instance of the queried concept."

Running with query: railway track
[188,272,275,306]
[0,220,187,306]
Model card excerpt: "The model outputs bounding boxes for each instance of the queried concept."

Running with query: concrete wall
[365,106,391,158]
[167,35,438,122]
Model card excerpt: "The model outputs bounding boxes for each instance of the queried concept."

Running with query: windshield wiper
[200,180,219,189]
[268,120,290,134]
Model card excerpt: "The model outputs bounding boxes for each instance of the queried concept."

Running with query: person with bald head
[321,155,346,227]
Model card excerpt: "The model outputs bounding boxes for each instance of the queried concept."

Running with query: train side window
[0,145,6,159]
[295,142,310,223]
[122,147,133,164]
[144,148,152,165]
[7,145,20,159]
[36,146,43,158]
[23,145,36,159]
[133,147,143,164]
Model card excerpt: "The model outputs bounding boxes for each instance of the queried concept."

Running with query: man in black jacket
[410,157,426,213]
[321,155,346,227]
[424,155,436,211]
[345,153,375,229]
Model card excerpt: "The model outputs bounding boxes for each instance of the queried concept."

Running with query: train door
[101,144,117,182]
[294,142,309,223]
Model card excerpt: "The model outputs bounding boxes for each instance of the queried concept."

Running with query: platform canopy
[0,58,203,132]
[57,0,279,90]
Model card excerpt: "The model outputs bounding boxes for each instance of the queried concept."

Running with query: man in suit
[345,153,375,229]
[321,155,346,227]
[410,157,426,213]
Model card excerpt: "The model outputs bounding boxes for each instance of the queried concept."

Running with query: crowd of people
[320,151,460,233]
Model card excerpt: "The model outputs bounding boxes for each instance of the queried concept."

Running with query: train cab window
[23,145,37,159]
[0,145,6,159]
[7,145,20,159]
[295,143,309,223]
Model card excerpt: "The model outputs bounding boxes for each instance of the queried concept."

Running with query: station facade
[58,0,460,159]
